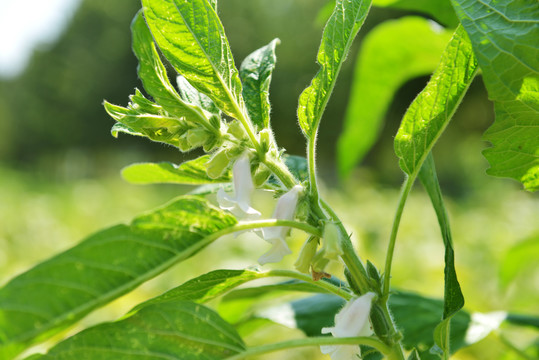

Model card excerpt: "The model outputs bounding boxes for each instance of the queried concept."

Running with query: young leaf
[451,0,539,191]
[32,301,245,360]
[0,197,236,358]
[240,38,280,130]
[373,0,459,27]
[338,17,452,177]
[131,11,210,127]
[177,75,220,115]
[297,0,372,138]
[419,153,464,358]
[105,92,188,148]
[142,0,247,122]
[394,26,478,177]
[122,155,231,185]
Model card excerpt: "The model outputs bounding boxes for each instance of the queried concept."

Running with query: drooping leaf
[419,153,464,357]
[33,301,245,360]
[122,155,231,185]
[450,0,539,191]
[394,26,478,177]
[373,0,459,27]
[131,11,211,127]
[240,38,280,130]
[142,0,247,122]
[297,0,372,138]
[0,197,236,358]
[338,17,452,177]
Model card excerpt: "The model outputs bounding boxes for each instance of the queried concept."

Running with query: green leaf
[177,75,220,115]
[297,0,372,138]
[131,269,265,312]
[419,153,464,358]
[34,301,245,359]
[450,0,539,191]
[394,25,478,177]
[499,233,539,288]
[142,0,246,121]
[240,38,280,130]
[338,17,452,177]
[234,291,471,359]
[131,11,211,127]
[122,155,231,185]
[373,0,459,27]
[389,292,470,360]
[0,196,236,358]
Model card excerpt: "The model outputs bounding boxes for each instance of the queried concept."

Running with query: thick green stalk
[225,336,391,360]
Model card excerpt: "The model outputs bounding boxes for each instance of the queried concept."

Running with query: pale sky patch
[0,0,82,78]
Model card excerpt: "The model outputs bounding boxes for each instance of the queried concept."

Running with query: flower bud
[187,128,210,148]
[322,222,343,261]
[227,120,247,140]
[205,149,230,179]
[253,163,271,187]
[178,133,191,152]
[294,236,319,274]
[258,128,272,153]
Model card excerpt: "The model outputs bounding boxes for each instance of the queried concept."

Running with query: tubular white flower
[320,292,376,360]
[258,185,303,265]
[217,153,261,219]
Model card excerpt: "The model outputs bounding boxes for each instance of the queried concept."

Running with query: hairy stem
[383,176,414,297]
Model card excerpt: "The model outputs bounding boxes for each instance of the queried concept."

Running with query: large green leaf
[142,0,246,121]
[240,39,280,130]
[451,0,539,191]
[122,155,231,185]
[33,301,245,360]
[131,11,210,127]
[394,25,478,177]
[373,0,459,27]
[0,197,236,359]
[297,0,372,138]
[338,17,452,177]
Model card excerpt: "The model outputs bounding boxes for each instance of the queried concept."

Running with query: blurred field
[1,142,536,359]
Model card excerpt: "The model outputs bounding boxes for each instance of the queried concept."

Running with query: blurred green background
[0,0,537,359]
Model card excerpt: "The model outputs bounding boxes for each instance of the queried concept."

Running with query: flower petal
[258,236,292,265]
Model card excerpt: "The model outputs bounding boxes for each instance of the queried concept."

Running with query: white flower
[320,292,376,360]
[258,185,303,265]
[217,153,261,219]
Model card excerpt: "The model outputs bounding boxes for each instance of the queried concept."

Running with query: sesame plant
[1,0,538,359]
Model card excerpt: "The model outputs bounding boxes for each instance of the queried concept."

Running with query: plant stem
[266,269,352,300]
[308,135,319,202]
[382,176,414,297]
[319,199,370,294]
[225,336,392,360]
[234,219,322,238]
[262,155,297,189]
